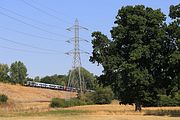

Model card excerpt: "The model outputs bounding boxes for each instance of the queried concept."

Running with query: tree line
[29,67,97,90]
[0,62,97,90]
[90,4,180,111]
[0,61,27,84]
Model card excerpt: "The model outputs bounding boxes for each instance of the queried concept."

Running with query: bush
[143,94,180,107]
[50,98,87,108]
[50,86,114,108]
[0,94,8,103]
[50,98,64,108]
[77,92,94,105]
[158,95,180,107]
[91,86,114,104]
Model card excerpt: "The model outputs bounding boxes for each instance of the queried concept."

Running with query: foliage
[0,61,28,84]
[10,61,27,84]
[50,98,64,108]
[26,77,33,81]
[158,95,180,107]
[77,92,94,105]
[80,67,97,90]
[90,4,180,111]
[40,74,67,86]
[77,85,114,105]
[0,94,8,103]
[50,98,87,108]
[164,4,180,96]
[143,94,180,107]
[91,86,114,104]
[50,86,113,108]
[34,76,40,82]
[0,64,10,83]
[67,67,97,90]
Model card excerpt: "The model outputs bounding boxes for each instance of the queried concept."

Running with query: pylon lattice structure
[66,19,88,93]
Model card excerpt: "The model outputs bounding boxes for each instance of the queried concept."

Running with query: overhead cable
[0,11,67,38]
[22,0,72,25]
[0,36,61,53]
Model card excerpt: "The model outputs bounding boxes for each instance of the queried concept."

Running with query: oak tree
[90,5,179,111]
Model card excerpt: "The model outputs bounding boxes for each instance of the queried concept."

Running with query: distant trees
[10,61,27,84]
[0,61,27,84]
[0,64,10,83]
[90,4,180,111]
[40,74,67,86]
[0,60,96,89]
[39,67,97,88]
[67,67,97,90]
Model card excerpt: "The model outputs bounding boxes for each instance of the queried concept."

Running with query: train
[25,81,77,92]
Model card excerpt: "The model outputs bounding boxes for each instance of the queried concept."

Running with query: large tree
[90,5,179,111]
[10,61,27,84]
[163,4,180,96]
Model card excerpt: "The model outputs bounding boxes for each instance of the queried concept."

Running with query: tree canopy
[40,74,67,85]
[0,64,10,83]
[67,67,97,90]
[10,61,27,84]
[90,5,180,111]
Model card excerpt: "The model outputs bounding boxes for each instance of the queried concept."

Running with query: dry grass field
[0,83,180,120]
[0,83,76,111]
[1,115,180,120]
[0,105,180,120]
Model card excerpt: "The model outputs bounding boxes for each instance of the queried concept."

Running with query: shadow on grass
[144,110,180,117]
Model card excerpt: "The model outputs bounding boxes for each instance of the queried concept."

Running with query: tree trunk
[135,101,142,112]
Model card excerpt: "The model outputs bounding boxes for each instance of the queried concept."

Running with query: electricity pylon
[66,19,88,93]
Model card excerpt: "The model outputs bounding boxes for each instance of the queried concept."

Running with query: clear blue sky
[0,0,179,78]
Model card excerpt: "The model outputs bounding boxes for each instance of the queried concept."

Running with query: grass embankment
[0,83,76,111]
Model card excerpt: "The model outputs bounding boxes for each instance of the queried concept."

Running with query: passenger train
[25,81,77,92]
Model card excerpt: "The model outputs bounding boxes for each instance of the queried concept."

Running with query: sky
[0,0,179,78]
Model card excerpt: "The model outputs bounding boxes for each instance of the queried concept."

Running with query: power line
[0,44,59,55]
[0,26,63,42]
[21,0,72,25]
[0,6,63,29]
[0,11,67,38]
[0,36,61,53]
[29,0,100,33]
[30,0,75,22]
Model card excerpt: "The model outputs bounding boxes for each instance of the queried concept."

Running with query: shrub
[91,86,114,104]
[50,98,65,108]
[50,98,87,108]
[158,95,180,106]
[143,94,180,107]
[0,94,8,103]
[77,92,94,105]
[50,86,114,108]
